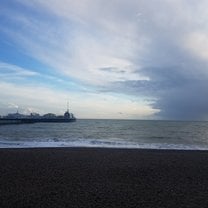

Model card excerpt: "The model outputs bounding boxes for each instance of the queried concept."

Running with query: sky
[0,0,208,120]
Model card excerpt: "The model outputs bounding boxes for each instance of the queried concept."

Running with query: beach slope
[0,148,208,208]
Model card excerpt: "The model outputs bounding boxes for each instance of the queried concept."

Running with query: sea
[0,119,208,150]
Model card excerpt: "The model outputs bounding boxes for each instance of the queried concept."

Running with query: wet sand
[0,148,208,208]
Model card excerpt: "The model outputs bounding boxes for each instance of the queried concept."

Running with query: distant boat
[0,108,76,125]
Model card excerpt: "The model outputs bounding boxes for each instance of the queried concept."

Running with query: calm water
[0,119,208,149]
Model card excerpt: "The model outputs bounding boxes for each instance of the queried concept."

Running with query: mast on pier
[67,101,69,112]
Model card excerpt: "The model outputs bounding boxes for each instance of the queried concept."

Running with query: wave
[0,139,207,150]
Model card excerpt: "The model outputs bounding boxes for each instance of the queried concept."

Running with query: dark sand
[1,148,208,208]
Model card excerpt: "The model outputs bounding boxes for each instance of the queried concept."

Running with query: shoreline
[1,147,208,207]
[1,146,208,151]
[0,141,207,151]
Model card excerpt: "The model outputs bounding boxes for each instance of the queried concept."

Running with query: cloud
[1,0,208,119]
[1,0,148,85]
[0,62,38,80]
[99,67,125,74]
[185,32,208,61]
[0,80,157,119]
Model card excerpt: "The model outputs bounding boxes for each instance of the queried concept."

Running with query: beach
[0,148,208,208]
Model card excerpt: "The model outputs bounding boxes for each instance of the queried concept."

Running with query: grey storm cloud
[106,64,208,120]
[98,0,208,120]
[142,65,208,120]
[99,67,126,74]
[107,60,208,120]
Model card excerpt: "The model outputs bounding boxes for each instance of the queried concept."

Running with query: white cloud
[0,62,38,77]
[3,0,149,86]
[0,80,157,119]
[185,32,208,61]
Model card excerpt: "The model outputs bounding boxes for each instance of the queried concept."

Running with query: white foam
[0,139,207,150]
